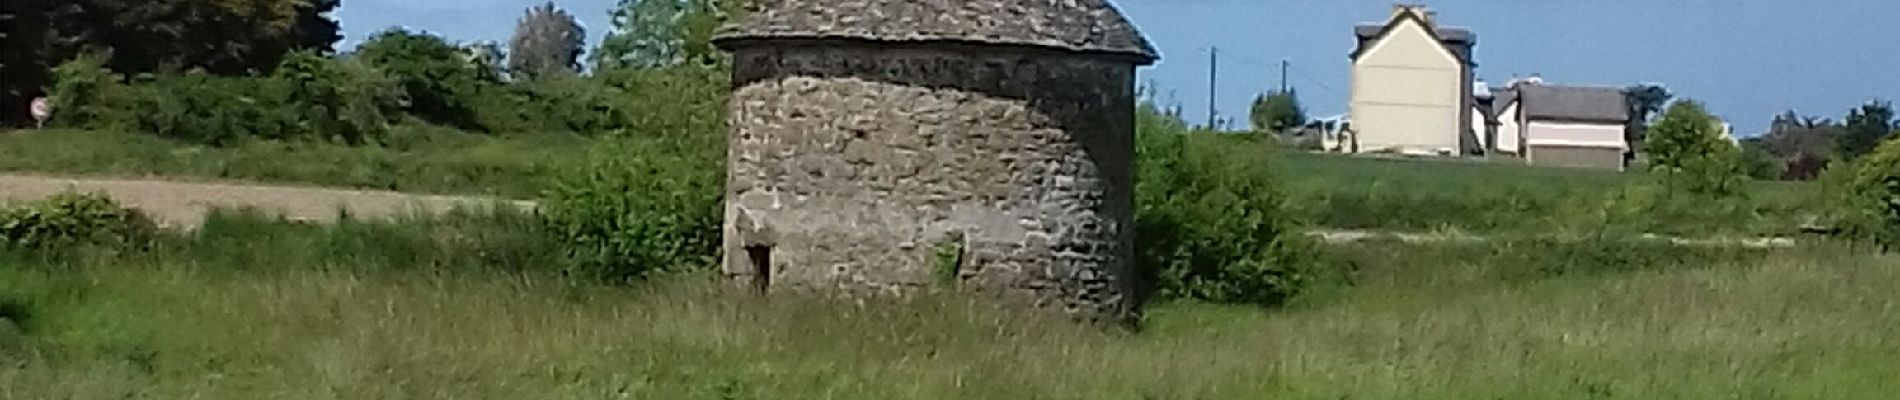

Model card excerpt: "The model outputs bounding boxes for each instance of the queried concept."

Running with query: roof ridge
[715,0,1159,62]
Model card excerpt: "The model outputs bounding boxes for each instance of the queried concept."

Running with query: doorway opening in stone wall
[745,245,772,293]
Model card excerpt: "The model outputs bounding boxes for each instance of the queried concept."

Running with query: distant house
[1491,82,1633,170]
[1348,4,1478,156]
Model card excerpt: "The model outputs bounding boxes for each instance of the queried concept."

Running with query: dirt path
[0,174,537,229]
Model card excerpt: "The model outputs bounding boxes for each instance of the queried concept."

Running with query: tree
[1248,90,1306,135]
[1623,84,1673,151]
[354,29,491,129]
[1755,109,1842,180]
[1839,100,1896,160]
[508,2,586,79]
[1645,100,1745,195]
[0,0,340,126]
[593,0,746,70]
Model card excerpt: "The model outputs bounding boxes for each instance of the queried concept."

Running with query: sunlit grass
[3,213,1892,399]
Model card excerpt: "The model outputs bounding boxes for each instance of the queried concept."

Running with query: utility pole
[1279,59,1290,94]
[1206,46,1218,130]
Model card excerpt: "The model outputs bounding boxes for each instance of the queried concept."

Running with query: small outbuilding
[712,0,1159,322]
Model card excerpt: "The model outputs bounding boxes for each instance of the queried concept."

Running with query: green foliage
[47,53,129,128]
[1827,137,1900,249]
[1838,100,1896,161]
[1644,100,1746,196]
[51,52,406,146]
[508,2,587,79]
[1136,104,1310,306]
[537,67,727,281]
[1248,89,1306,134]
[272,51,406,144]
[932,235,965,288]
[1739,140,1788,180]
[354,29,492,129]
[0,191,155,251]
[542,136,724,282]
[119,73,302,146]
[0,0,341,126]
[595,0,744,71]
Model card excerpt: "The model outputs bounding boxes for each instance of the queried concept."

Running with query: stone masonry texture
[715,0,1157,323]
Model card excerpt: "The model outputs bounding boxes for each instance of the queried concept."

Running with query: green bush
[1827,137,1900,249]
[354,28,492,130]
[473,75,629,136]
[50,54,400,146]
[48,53,134,129]
[273,51,405,144]
[537,67,730,282]
[542,136,724,282]
[121,74,301,146]
[0,192,156,251]
[1135,105,1310,306]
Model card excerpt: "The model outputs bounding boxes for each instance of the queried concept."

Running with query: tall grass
[2,211,1894,399]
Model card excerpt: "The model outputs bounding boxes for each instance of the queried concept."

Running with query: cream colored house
[1347,5,1477,156]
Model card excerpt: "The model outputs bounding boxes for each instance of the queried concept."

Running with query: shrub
[474,75,630,136]
[0,192,156,251]
[354,29,492,130]
[47,53,134,129]
[1827,137,1900,249]
[1135,105,1310,306]
[273,51,405,144]
[121,74,301,146]
[538,66,730,282]
[542,135,724,282]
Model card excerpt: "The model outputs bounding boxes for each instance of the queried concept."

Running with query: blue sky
[336,0,1899,135]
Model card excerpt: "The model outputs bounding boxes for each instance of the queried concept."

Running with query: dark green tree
[0,0,340,126]
[1248,89,1306,135]
[1839,100,1896,160]
[1624,83,1674,151]
[508,2,586,79]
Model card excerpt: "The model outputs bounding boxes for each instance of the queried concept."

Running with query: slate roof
[1515,84,1630,124]
[1351,17,1477,64]
[1479,86,1517,125]
[713,0,1160,64]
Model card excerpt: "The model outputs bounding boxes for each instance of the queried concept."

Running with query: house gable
[1351,10,1471,67]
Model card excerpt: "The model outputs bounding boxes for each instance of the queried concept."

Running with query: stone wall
[722,42,1139,321]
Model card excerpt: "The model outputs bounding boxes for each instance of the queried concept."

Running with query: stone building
[712,0,1159,321]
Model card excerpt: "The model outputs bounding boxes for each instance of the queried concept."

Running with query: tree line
[0,0,745,128]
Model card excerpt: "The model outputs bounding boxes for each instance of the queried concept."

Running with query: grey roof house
[1490,81,1633,170]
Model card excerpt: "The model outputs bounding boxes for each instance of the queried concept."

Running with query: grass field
[0,129,588,199]
[2,210,1894,399]
[1272,151,1824,236]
